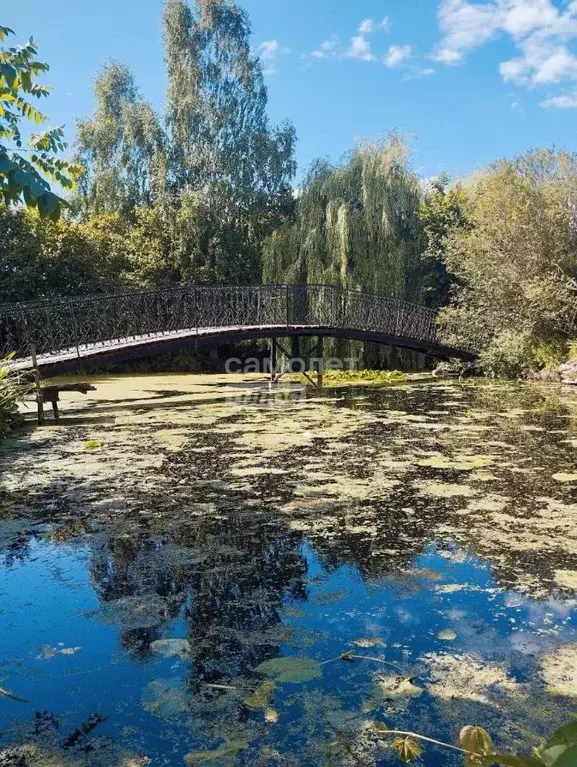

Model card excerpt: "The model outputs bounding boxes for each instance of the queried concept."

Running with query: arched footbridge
[0,284,477,376]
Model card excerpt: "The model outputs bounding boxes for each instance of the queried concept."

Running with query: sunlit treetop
[0,25,83,220]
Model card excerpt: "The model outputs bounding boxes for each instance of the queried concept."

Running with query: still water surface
[1,375,577,766]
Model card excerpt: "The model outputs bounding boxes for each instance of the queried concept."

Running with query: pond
[1,374,577,766]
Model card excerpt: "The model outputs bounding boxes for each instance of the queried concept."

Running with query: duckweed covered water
[1,374,577,765]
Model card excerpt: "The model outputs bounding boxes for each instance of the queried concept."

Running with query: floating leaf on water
[84,440,102,450]
[553,473,577,483]
[438,629,458,641]
[150,638,192,660]
[264,708,279,723]
[184,739,250,765]
[392,736,422,763]
[254,656,322,683]
[459,726,494,756]
[245,680,275,710]
[313,589,349,605]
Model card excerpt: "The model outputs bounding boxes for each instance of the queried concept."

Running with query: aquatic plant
[347,718,577,766]
[321,370,409,385]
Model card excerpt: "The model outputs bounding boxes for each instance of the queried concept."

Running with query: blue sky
[4,0,577,180]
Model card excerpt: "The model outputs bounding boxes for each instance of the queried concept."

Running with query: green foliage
[478,331,569,380]
[478,330,538,379]
[73,0,297,285]
[264,137,425,295]
[460,726,494,762]
[0,26,82,219]
[0,355,26,440]
[440,149,577,374]
[263,136,431,369]
[0,205,132,303]
[419,173,470,308]
[320,369,408,385]
[73,61,166,218]
[245,680,275,710]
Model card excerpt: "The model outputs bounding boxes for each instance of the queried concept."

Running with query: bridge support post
[269,337,277,383]
[316,336,324,388]
[290,336,300,371]
[30,345,45,426]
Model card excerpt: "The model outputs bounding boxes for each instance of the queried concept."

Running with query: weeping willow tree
[263,137,429,368]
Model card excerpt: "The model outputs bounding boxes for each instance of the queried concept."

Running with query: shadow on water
[1,377,577,764]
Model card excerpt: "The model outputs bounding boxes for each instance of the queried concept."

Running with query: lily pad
[254,656,322,683]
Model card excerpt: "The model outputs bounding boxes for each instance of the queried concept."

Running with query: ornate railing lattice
[0,284,475,367]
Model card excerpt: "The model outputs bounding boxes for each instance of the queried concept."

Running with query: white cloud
[501,42,577,84]
[384,44,413,67]
[432,0,577,103]
[312,38,338,59]
[345,35,377,61]
[312,16,390,64]
[258,40,279,75]
[541,91,577,106]
[359,17,390,34]
[432,0,501,63]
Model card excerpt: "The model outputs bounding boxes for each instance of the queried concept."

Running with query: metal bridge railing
[0,284,473,361]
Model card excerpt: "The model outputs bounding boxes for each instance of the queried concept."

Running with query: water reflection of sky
[1,378,577,765]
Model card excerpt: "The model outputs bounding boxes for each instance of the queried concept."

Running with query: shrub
[0,357,26,439]
[478,330,538,379]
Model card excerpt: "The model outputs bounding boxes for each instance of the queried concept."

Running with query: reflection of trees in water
[301,493,443,580]
[86,502,309,673]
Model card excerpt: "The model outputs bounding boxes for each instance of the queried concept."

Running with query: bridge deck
[1,284,476,375]
[10,324,475,377]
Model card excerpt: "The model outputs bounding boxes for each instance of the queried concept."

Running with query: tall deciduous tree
[73,61,166,218]
[162,0,296,282]
[440,149,577,375]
